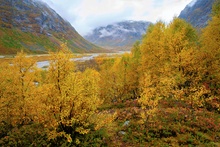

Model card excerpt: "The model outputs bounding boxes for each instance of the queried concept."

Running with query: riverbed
[37,52,129,68]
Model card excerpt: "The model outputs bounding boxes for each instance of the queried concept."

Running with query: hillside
[84,20,151,50]
[179,0,215,28]
[0,0,104,54]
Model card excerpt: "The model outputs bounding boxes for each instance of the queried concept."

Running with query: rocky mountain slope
[179,0,215,28]
[0,0,104,54]
[84,20,151,50]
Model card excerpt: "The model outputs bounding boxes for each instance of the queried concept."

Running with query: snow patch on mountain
[84,20,152,50]
[100,29,115,38]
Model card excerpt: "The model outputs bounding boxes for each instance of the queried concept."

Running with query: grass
[0,27,59,54]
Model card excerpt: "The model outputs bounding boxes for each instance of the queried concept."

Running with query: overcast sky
[41,0,194,36]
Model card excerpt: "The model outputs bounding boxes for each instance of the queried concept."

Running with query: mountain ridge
[178,0,215,28]
[0,0,105,54]
[84,20,152,50]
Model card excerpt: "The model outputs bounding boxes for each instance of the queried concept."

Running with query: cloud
[99,29,115,38]
[41,0,192,35]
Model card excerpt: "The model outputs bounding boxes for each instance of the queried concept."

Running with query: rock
[123,120,130,127]
[118,131,126,135]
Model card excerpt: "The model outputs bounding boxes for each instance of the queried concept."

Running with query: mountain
[179,0,215,28]
[84,20,152,50]
[0,0,104,54]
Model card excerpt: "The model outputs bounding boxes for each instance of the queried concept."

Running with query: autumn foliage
[0,49,116,146]
[0,2,220,146]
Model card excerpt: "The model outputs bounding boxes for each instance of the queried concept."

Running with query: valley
[0,0,219,146]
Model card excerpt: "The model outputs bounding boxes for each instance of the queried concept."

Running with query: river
[36,52,129,68]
